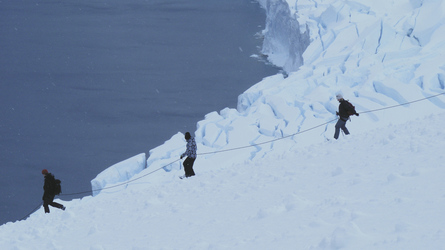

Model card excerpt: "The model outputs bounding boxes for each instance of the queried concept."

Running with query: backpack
[345,100,357,115]
[53,179,62,195]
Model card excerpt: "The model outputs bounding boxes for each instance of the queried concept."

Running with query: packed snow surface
[2,0,445,249]
[1,113,445,249]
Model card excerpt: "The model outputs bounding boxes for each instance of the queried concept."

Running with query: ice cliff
[91,0,445,194]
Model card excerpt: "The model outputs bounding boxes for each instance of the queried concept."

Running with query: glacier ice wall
[258,0,310,72]
[91,153,146,196]
[92,0,445,192]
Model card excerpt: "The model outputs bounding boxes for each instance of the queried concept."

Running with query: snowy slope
[1,112,445,249]
[143,0,445,185]
[2,0,445,249]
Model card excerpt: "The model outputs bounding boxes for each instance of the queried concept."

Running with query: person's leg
[341,122,350,135]
[335,119,350,139]
[334,119,342,139]
[43,196,53,213]
[182,157,189,177]
[184,157,196,177]
[188,158,196,177]
[43,201,50,213]
[49,201,65,210]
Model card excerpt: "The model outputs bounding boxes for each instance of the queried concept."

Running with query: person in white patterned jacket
[180,132,197,179]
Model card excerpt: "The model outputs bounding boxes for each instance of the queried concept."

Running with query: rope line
[198,118,337,156]
[19,91,445,221]
[19,202,43,221]
[19,160,180,221]
[199,91,445,155]
[359,91,445,114]
[60,159,181,197]
[53,91,445,196]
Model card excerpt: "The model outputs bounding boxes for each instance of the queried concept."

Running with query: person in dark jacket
[42,169,65,213]
[180,132,197,179]
[334,94,359,140]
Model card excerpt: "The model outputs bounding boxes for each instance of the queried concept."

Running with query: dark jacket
[338,100,357,120]
[43,173,56,200]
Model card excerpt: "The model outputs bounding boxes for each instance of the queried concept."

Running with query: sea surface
[0,0,278,225]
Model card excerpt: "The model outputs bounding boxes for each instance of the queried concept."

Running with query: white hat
[336,94,343,100]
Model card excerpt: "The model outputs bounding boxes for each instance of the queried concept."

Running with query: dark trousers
[183,157,196,177]
[334,118,350,139]
[43,195,64,213]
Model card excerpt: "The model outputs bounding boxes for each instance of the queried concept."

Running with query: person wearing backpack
[42,169,65,213]
[334,94,359,140]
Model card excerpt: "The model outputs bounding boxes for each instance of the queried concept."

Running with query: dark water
[0,0,278,225]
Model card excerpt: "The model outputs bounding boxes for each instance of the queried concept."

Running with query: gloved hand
[336,111,339,116]
[180,155,183,159]
[356,113,359,116]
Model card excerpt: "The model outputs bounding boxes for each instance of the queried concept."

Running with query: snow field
[1,112,444,249]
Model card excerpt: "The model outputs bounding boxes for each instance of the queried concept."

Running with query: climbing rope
[18,159,180,221]
[359,91,445,114]
[199,91,445,155]
[198,118,337,156]
[19,202,43,221]
[60,159,181,197]
[18,91,445,221]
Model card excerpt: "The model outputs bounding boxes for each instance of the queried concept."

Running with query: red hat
[42,169,48,175]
